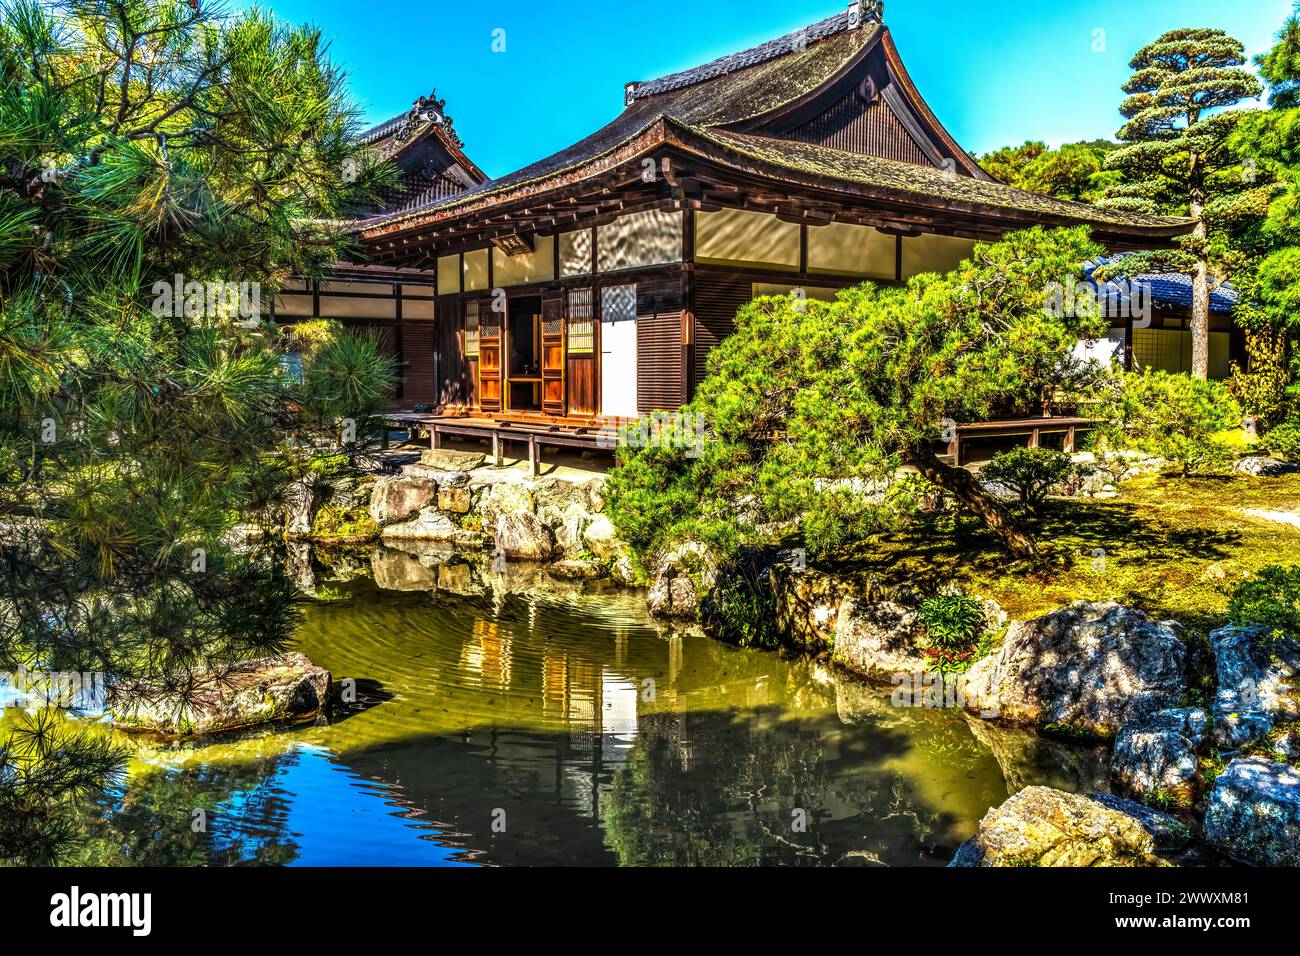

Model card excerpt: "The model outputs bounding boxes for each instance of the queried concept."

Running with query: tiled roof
[360,113,408,145]
[1087,257,1239,313]
[626,9,872,102]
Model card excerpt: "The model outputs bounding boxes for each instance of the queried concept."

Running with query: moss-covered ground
[829,473,1300,635]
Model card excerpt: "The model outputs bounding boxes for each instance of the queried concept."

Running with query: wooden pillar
[1064,425,1077,455]
[1123,313,1135,372]
[1029,428,1041,449]
[948,429,962,467]
[528,434,539,477]
[431,426,442,450]
[492,431,502,467]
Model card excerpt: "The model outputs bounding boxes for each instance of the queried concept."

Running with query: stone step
[421,448,486,471]
[401,463,444,480]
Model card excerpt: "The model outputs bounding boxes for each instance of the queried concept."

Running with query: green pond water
[75,544,1043,867]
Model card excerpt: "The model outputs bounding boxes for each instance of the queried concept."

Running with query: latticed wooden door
[541,291,566,417]
[478,298,503,413]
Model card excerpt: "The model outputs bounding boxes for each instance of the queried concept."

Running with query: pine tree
[1257,7,1300,109]
[1101,28,1262,379]
[1228,4,1300,424]
[0,0,395,863]
[981,140,1119,203]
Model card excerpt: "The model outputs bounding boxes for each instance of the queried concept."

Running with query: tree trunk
[1190,205,1210,381]
[907,445,1041,562]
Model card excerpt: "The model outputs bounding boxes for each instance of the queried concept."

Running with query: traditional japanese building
[275,1,1195,453]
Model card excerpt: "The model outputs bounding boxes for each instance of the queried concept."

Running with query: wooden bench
[947,417,1094,467]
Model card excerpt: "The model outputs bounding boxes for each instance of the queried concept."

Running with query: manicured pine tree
[1101,28,1262,379]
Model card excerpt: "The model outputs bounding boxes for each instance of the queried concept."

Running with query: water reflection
[82,544,1032,867]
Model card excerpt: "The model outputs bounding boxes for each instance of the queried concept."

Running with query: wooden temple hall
[271,1,1193,459]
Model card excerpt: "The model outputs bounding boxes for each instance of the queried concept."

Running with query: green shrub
[1227,565,1300,640]
[311,505,378,541]
[1263,420,1300,463]
[701,559,780,649]
[918,593,987,673]
[1095,369,1241,476]
[980,446,1074,513]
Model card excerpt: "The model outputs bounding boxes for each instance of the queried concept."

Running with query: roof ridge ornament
[847,0,883,29]
[395,91,464,148]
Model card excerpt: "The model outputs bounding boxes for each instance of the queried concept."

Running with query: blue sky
[251,0,1294,178]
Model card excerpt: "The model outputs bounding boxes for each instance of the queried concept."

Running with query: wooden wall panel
[541,291,566,416]
[693,272,752,391]
[787,88,931,167]
[401,322,438,406]
[637,309,686,414]
[478,304,503,413]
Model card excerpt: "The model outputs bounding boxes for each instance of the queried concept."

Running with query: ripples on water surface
[84,546,1020,867]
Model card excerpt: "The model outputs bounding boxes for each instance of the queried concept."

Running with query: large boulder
[1204,757,1300,866]
[582,515,621,559]
[768,564,863,651]
[533,476,588,514]
[322,474,373,511]
[283,474,317,538]
[1111,708,1207,808]
[369,476,439,527]
[832,599,931,680]
[1086,793,1192,853]
[1233,456,1299,477]
[436,472,473,514]
[646,542,711,621]
[648,573,699,620]
[540,503,591,556]
[962,602,1187,737]
[381,507,457,542]
[582,477,607,513]
[479,481,535,529]
[495,512,555,561]
[1210,624,1300,749]
[949,786,1165,867]
[110,653,330,737]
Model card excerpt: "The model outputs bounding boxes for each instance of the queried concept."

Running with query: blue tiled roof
[1086,256,1239,314]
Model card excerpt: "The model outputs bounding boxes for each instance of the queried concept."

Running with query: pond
[74,543,1097,867]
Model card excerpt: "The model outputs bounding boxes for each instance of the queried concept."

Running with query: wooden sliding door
[478,298,503,413]
[541,291,566,417]
[566,287,597,417]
